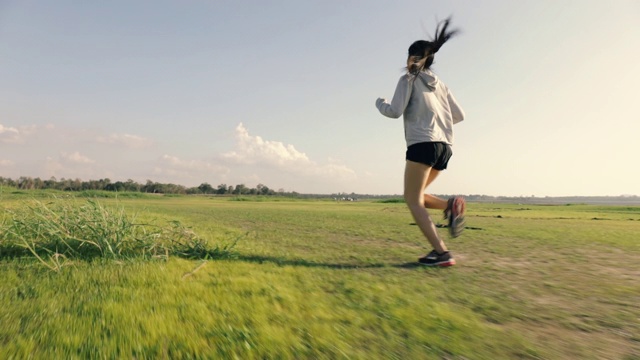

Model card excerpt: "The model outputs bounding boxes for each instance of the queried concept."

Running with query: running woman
[376,17,466,267]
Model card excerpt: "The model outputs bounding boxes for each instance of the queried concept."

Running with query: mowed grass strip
[0,196,639,359]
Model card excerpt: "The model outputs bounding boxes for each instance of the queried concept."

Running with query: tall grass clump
[0,198,236,270]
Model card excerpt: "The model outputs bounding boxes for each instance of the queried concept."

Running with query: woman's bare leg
[422,170,448,210]
[404,161,448,254]
[424,194,447,210]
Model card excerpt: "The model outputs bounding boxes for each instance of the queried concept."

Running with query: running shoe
[445,196,466,238]
[418,250,456,267]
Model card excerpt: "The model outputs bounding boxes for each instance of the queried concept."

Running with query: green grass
[0,196,639,359]
[0,188,162,199]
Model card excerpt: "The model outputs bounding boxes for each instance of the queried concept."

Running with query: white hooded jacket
[376,70,464,146]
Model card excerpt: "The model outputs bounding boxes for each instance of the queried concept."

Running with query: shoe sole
[419,259,456,267]
[450,217,465,238]
[450,197,466,238]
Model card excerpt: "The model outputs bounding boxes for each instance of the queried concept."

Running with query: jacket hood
[416,70,438,90]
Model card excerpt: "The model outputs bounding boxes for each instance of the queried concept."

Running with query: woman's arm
[447,88,465,124]
[376,75,413,119]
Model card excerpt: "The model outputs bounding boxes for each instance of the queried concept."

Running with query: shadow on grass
[0,242,234,263]
[0,249,443,271]
[411,223,484,230]
[233,254,435,270]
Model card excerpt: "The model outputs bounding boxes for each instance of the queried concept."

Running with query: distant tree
[142,180,162,193]
[32,177,44,189]
[0,176,287,197]
[43,176,57,189]
[164,183,186,194]
[71,178,82,191]
[17,176,34,190]
[99,178,111,190]
[0,177,17,187]
[105,181,127,192]
[84,179,103,190]
[125,179,140,192]
[216,184,228,195]
[198,183,214,194]
[257,184,273,195]
[233,184,248,195]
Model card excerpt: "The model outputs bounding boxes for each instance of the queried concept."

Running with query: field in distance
[0,194,638,359]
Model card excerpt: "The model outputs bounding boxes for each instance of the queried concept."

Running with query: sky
[1,1,639,196]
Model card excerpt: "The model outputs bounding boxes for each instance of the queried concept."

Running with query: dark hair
[407,17,460,75]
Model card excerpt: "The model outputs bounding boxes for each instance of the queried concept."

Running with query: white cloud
[0,122,359,193]
[222,123,357,180]
[0,124,53,144]
[160,155,226,171]
[0,124,21,143]
[0,124,19,134]
[97,133,152,148]
[62,151,95,164]
[152,155,229,184]
[222,123,309,166]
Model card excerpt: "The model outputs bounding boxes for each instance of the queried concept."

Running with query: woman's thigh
[404,160,432,205]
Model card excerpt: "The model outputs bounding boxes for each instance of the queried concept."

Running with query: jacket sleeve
[376,75,412,119]
[447,88,465,124]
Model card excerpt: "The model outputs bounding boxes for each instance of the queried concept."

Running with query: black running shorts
[405,142,453,170]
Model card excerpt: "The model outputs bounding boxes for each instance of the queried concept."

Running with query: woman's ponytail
[431,17,459,54]
[406,17,459,74]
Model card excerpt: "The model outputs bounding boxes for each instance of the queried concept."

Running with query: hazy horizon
[2,1,639,197]
[2,176,639,200]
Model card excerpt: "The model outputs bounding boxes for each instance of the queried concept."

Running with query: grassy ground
[1,194,639,359]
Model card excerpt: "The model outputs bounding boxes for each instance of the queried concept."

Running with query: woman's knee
[403,192,420,206]
[405,202,434,224]
[404,194,425,211]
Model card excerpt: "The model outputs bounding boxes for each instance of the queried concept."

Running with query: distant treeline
[0,176,282,196]
[3,176,637,204]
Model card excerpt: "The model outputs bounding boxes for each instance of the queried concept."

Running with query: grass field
[1,193,639,359]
